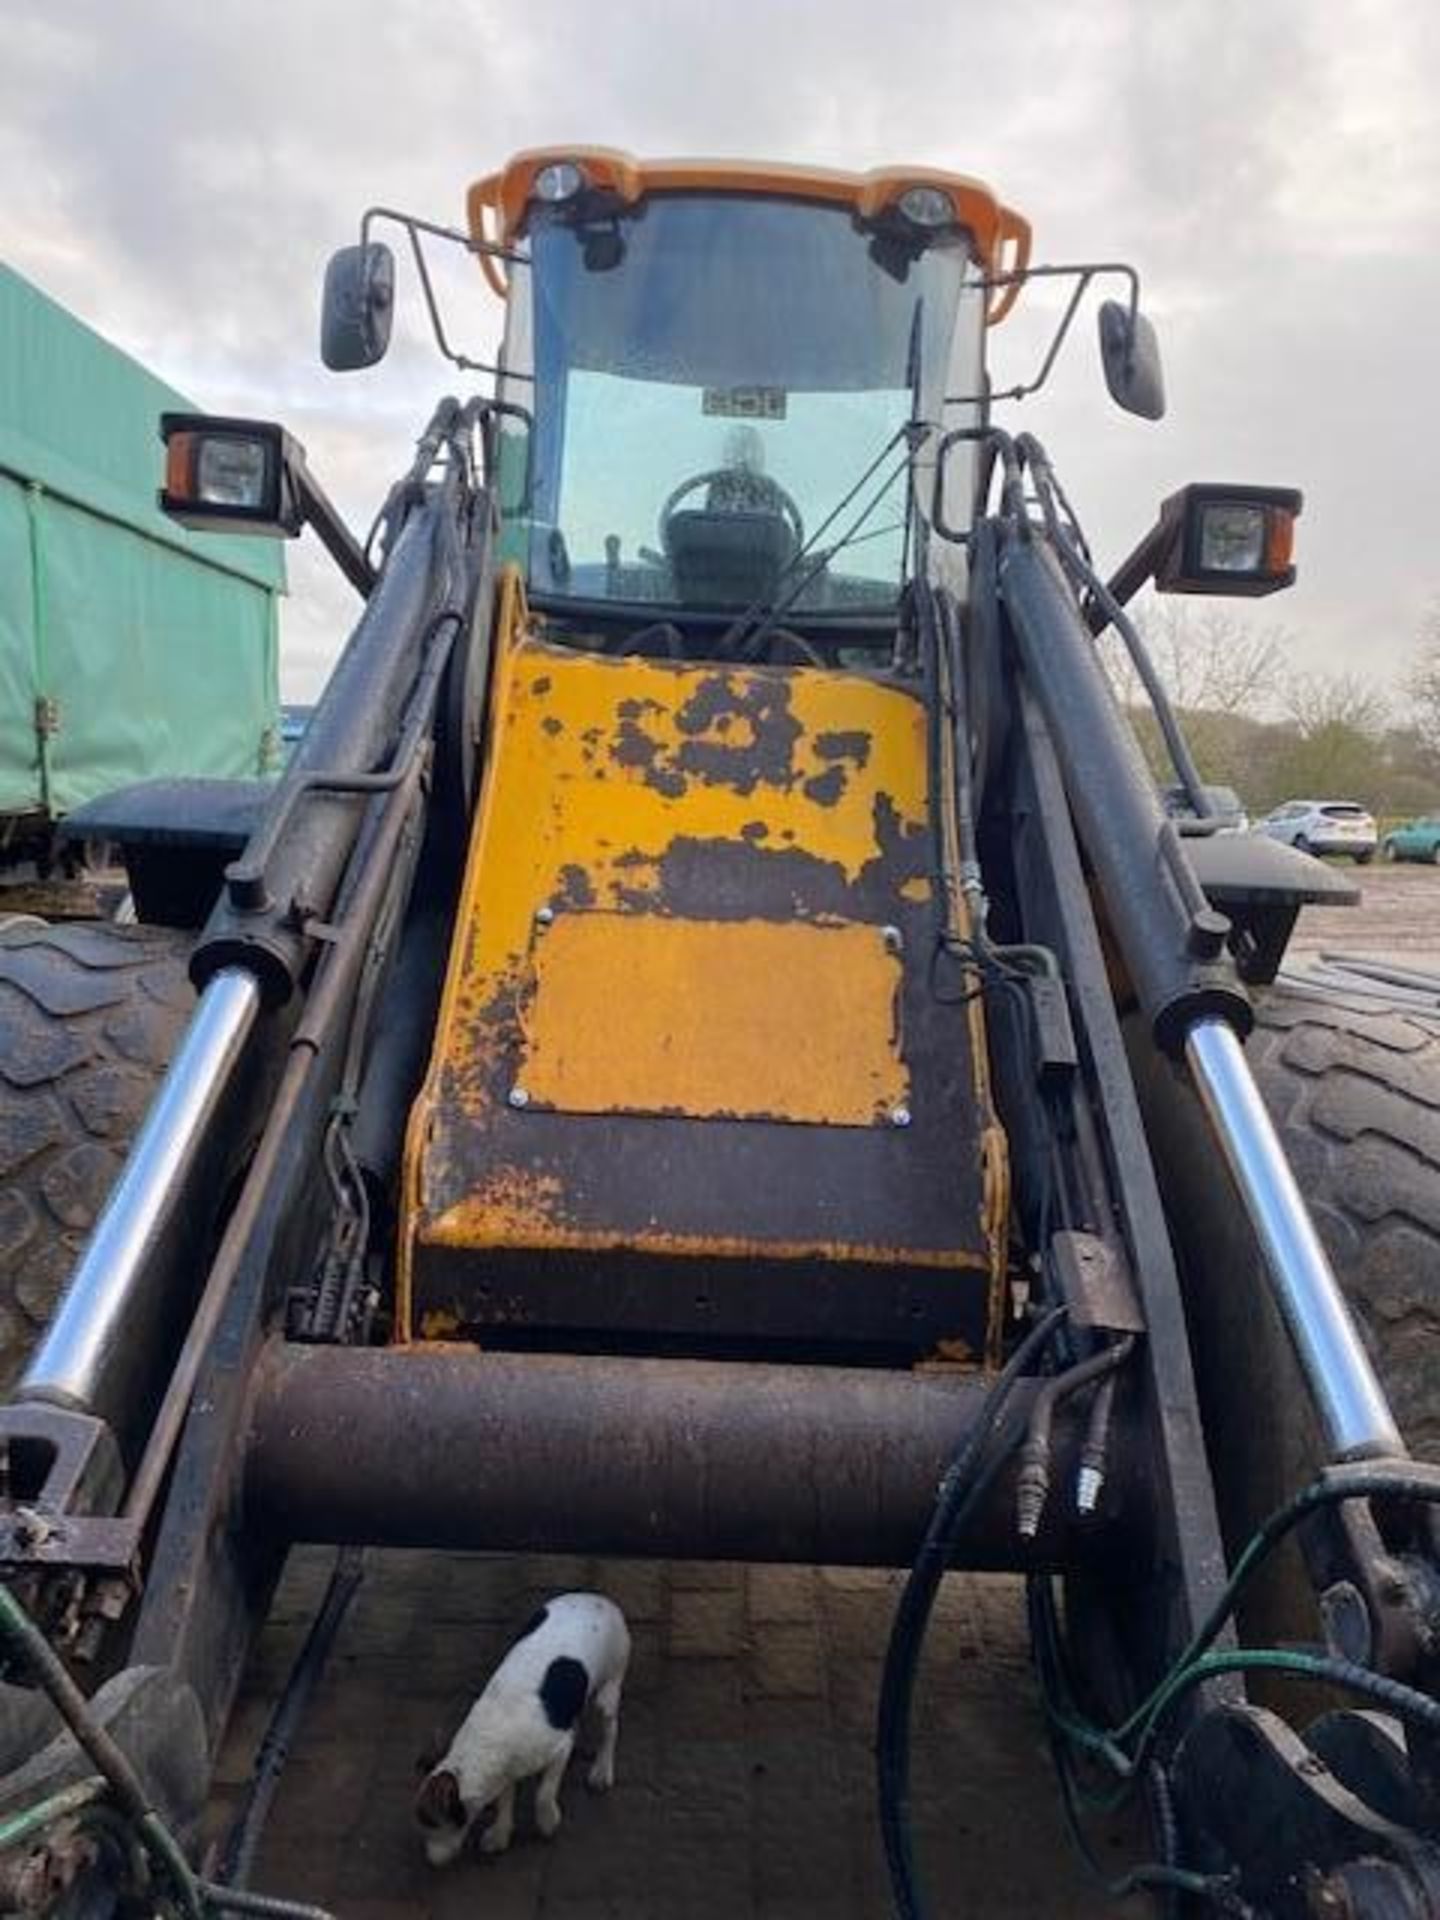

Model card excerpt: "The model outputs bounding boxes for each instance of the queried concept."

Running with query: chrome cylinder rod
[1184,1016,1404,1462]
[20,968,260,1417]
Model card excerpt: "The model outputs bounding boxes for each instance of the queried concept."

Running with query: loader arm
[0,152,1435,1920]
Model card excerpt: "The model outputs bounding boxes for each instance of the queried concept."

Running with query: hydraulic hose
[876,1306,1068,1920]
[1014,1337,1136,1540]
[0,1583,340,1920]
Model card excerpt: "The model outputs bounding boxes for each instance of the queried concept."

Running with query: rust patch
[814,729,872,767]
[541,716,563,737]
[669,673,804,795]
[555,864,596,909]
[655,835,855,922]
[803,766,847,808]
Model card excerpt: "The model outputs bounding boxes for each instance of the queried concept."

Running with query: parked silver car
[1258,798,1377,862]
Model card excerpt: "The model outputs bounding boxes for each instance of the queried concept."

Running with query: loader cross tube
[244,1345,1128,1569]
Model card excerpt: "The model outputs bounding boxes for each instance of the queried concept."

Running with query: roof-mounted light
[533,160,585,204]
[896,185,956,229]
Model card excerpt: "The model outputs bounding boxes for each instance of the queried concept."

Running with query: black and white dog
[415,1591,630,1864]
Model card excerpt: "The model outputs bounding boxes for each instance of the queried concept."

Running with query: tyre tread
[0,925,192,1384]
[1247,989,1440,1456]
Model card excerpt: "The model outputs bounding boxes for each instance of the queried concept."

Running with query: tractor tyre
[0,919,194,1394]
[1355,850,1374,865]
[1129,983,1440,1661]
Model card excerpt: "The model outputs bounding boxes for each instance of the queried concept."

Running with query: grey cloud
[2,0,1436,700]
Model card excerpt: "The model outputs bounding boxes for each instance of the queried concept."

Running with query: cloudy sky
[2,0,1435,702]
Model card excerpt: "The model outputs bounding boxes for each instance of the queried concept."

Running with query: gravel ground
[1285,856,1440,961]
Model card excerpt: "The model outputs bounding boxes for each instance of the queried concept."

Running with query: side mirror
[1098,299,1165,421]
[321,242,395,371]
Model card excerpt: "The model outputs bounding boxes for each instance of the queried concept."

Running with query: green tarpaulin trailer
[0,263,283,850]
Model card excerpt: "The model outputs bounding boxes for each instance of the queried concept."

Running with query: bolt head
[508,1086,531,1110]
[535,905,555,927]
[890,1104,912,1129]
[882,924,904,954]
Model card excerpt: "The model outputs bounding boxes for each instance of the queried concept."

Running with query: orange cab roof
[467,147,1031,321]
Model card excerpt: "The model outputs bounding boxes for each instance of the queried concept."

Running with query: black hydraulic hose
[1023,455,1210,821]
[1015,1337,1136,1539]
[877,1306,1068,1920]
[216,1548,365,1888]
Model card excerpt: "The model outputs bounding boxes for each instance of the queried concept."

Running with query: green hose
[0,1776,108,1852]
[0,1585,334,1920]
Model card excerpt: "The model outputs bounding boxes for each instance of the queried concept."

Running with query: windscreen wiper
[715,421,923,660]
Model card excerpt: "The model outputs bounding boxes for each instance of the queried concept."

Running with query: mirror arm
[946,261,1141,408]
[357,205,531,384]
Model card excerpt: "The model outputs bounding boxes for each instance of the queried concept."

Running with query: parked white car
[1258,799,1377,863]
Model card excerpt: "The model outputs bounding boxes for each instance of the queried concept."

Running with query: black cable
[216,1548,366,1887]
[738,452,913,663]
[1015,441,1209,818]
[715,422,913,659]
[876,1305,1069,1920]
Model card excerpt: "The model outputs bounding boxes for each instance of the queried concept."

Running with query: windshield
[498,195,973,615]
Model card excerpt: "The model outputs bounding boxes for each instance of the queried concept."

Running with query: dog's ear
[415,1768,465,1829]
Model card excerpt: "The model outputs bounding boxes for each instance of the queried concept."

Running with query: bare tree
[1269,671,1389,802]
[1283,671,1389,740]
[1405,599,1440,751]
[1100,597,1288,719]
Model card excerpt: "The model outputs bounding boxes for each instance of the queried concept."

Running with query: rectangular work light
[160,414,305,536]
[1153,483,1302,597]
[158,412,375,596]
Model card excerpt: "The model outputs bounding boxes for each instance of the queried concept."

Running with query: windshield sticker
[702,386,788,420]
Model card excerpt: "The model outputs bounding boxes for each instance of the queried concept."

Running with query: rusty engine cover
[400,592,1007,1358]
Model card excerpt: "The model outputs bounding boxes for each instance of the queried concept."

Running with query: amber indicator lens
[1264,509,1295,573]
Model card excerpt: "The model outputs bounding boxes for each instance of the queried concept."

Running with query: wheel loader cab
[481,154,1014,645]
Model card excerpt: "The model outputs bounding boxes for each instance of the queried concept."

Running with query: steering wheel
[658,469,806,554]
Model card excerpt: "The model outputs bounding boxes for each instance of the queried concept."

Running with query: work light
[1197,502,1267,573]
[897,185,955,228]
[161,416,302,535]
[533,160,585,203]
[1154,483,1301,597]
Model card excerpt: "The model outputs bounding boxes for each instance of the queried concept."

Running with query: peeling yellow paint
[398,567,1010,1344]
